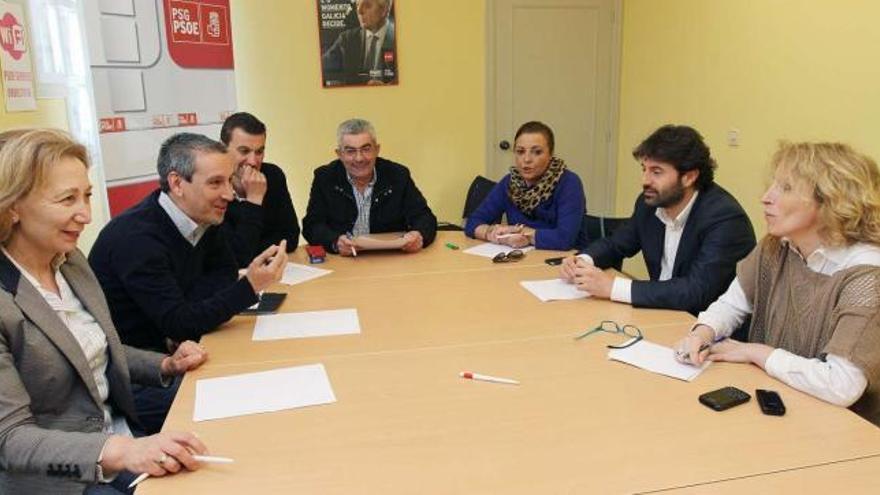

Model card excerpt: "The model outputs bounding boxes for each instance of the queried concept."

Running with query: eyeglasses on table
[573,320,643,349]
[492,249,525,263]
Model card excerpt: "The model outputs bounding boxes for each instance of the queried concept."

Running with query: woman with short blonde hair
[0,129,211,494]
[676,141,880,426]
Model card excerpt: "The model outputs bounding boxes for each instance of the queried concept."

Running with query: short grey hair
[157,133,227,192]
[336,118,377,148]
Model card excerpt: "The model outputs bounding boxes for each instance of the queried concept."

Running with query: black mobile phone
[698,386,751,411]
[756,389,786,416]
[544,256,565,266]
[240,292,287,315]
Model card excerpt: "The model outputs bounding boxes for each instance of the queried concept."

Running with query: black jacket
[222,162,300,267]
[583,183,756,315]
[302,157,437,252]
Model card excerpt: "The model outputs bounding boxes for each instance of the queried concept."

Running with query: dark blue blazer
[583,183,756,315]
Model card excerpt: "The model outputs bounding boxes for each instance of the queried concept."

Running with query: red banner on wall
[163,0,233,68]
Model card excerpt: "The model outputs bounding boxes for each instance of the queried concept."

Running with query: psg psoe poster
[317,0,398,88]
[85,0,237,215]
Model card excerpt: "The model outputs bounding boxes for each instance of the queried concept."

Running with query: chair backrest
[579,214,629,269]
[462,175,497,219]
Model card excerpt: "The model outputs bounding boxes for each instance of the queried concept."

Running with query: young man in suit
[561,124,756,315]
[220,112,300,267]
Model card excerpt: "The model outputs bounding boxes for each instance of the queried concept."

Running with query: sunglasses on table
[573,320,644,349]
[492,249,525,263]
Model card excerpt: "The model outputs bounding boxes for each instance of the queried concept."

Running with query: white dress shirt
[159,191,209,246]
[697,241,880,406]
[580,191,699,303]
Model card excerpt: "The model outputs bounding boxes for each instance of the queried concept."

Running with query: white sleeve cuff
[765,349,868,407]
[610,277,632,304]
[577,253,593,264]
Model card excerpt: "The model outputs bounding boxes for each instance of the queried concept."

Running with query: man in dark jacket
[302,118,436,255]
[220,112,300,267]
[561,124,756,315]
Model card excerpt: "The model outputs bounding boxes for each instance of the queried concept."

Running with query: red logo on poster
[99,117,127,133]
[0,13,26,61]
[383,51,394,64]
[178,112,199,126]
[163,0,233,69]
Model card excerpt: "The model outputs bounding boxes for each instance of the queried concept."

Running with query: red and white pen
[459,371,520,385]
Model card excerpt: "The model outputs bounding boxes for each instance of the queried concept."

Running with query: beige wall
[229,0,486,225]
[616,0,880,242]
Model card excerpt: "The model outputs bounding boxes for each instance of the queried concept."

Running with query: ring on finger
[156,453,168,466]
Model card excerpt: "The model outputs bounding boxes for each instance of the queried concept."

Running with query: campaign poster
[84,0,237,215]
[317,0,398,88]
[0,0,37,112]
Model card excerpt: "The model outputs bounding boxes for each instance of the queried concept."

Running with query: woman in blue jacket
[465,121,586,250]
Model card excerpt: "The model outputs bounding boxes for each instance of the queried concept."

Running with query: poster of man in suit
[318,0,398,87]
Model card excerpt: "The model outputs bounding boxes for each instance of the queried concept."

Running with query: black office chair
[462,175,497,219]
[579,214,629,270]
[436,175,498,231]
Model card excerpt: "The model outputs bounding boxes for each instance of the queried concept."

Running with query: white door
[487,0,621,214]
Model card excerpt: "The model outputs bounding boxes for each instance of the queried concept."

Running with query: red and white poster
[0,0,36,112]
[85,0,236,215]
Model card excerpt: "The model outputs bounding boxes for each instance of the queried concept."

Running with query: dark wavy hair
[632,125,716,190]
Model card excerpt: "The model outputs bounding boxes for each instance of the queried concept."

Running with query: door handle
[499,140,510,150]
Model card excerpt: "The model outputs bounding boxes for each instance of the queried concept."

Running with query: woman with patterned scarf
[464,121,586,250]
[675,142,880,427]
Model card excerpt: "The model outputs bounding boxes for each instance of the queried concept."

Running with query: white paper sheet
[281,262,332,286]
[520,278,590,302]
[193,364,336,422]
[462,243,535,258]
[607,340,710,382]
[252,308,361,341]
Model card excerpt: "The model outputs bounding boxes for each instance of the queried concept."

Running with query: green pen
[445,242,459,250]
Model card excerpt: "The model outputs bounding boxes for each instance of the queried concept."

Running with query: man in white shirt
[561,125,756,315]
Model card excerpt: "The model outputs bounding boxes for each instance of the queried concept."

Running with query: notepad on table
[252,308,361,341]
[281,262,332,286]
[520,278,589,302]
[193,364,336,422]
[462,243,535,258]
[607,340,710,382]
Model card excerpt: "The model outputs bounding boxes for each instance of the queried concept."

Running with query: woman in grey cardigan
[0,129,211,494]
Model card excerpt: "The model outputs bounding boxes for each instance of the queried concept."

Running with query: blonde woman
[676,142,880,426]
[0,129,210,494]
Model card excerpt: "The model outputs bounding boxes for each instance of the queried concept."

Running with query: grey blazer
[0,249,167,494]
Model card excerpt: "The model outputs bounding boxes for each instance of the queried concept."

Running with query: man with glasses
[302,118,437,255]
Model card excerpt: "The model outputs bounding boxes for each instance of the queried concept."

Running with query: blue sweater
[464,170,586,250]
[89,191,258,352]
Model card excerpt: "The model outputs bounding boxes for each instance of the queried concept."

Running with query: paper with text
[253,308,360,341]
[193,364,336,421]
[462,243,535,258]
[281,262,332,286]
[607,340,710,382]
[520,278,590,302]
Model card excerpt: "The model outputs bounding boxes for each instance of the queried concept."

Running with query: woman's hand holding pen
[674,324,717,365]
[100,431,208,479]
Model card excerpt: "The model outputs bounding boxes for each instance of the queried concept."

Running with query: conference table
[141,232,880,494]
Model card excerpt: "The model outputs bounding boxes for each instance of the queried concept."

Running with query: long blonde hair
[0,129,90,243]
[771,142,880,246]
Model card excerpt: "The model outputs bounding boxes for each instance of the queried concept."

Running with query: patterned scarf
[507,156,566,217]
